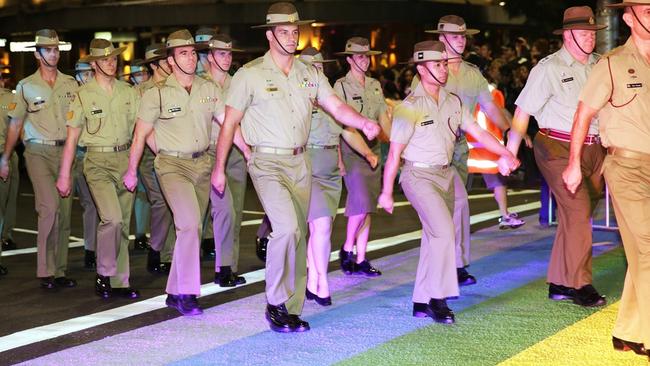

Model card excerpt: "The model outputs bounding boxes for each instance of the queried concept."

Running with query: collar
[261,50,303,77]
[558,46,598,67]
[412,81,451,104]
[623,37,650,67]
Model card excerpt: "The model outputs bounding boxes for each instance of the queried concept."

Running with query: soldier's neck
[209,66,227,87]
[269,48,294,76]
[38,66,58,87]
[152,71,167,83]
[448,59,462,74]
[174,71,194,93]
[350,68,365,86]
[421,80,441,103]
[95,74,115,94]
[565,45,590,65]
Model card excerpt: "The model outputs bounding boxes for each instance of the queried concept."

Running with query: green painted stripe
[337,248,628,366]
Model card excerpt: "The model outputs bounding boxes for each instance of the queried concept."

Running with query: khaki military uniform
[67,78,139,288]
[580,38,650,348]
[135,78,175,261]
[203,73,248,272]
[0,88,19,263]
[9,70,77,278]
[392,84,477,302]
[516,46,604,289]
[227,51,335,314]
[334,72,386,216]
[138,74,222,296]
[73,145,98,252]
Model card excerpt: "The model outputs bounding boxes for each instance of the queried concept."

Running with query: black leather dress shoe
[147,249,169,274]
[95,274,112,298]
[134,235,149,250]
[413,299,455,324]
[339,248,356,275]
[355,260,382,277]
[288,314,310,332]
[40,276,55,289]
[548,283,576,301]
[256,236,268,262]
[114,288,140,299]
[2,238,17,250]
[457,267,477,286]
[573,284,606,307]
[214,266,246,287]
[613,336,647,355]
[266,303,308,333]
[84,250,96,270]
[0,265,7,276]
[54,277,77,288]
[166,294,203,316]
[201,238,216,259]
[306,288,332,306]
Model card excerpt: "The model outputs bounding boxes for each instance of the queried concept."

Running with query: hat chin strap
[350,57,368,75]
[211,51,229,73]
[95,62,115,78]
[271,30,298,55]
[37,48,56,68]
[442,34,464,58]
[172,54,196,76]
[631,7,650,35]
[570,30,591,55]
[423,64,446,86]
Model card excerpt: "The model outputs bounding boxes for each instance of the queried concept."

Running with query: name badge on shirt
[168,107,182,113]
[90,109,103,115]
[627,83,643,89]
[352,96,362,101]
[420,120,434,126]
[266,87,278,92]
[561,77,574,83]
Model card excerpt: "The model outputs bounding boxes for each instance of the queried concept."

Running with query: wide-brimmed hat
[606,0,650,8]
[425,15,480,35]
[81,38,126,62]
[206,34,245,52]
[251,2,315,28]
[412,40,459,63]
[25,29,70,50]
[299,47,335,64]
[135,43,166,65]
[552,6,607,35]
[160,29,209,53]
[74,60,92,72]
[336,37,382,56]
[195,27,218,43]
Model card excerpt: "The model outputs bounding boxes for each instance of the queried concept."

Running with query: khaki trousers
[452,168,471,268]
[604,154,650,348]
[248,152,310,315]
[74,150,98,251]
[401,165,460,302]
[1,152,18,241]
[534,133,604,288]
[24,143,72,278]
[204,148,247,271]
[139,148,175,261]
[155,154,211,296]
[84,150,133,288]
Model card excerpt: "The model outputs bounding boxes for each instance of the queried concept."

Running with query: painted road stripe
[0,201,540,353]
[499,302,644,366]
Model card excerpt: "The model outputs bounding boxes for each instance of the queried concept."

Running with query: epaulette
[601,45,624,59]
[402,93,417,105]
[463,60,480,69]
[243,57,264,68]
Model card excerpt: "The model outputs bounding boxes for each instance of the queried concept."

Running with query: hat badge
[417,52,424,60]
[104,48,111,56]
[287,14,297,22]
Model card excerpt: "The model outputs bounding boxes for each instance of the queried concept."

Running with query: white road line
[0,201,541,353]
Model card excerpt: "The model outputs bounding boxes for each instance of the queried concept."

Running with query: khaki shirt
[226,51,335,149]
[516,46,599,135]
[334,72,386,154]
[308,106,341,146]
[391,83,476,166]
[8,70,77,141]
[138,73,223,154]
[204,73,231,143]
[67,78,139,147]
[580,38,650,154]
[0,88,13,145]
[135,78,156,97]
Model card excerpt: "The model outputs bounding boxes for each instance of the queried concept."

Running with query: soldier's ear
[167,55,175,67]
[621,11,634,29]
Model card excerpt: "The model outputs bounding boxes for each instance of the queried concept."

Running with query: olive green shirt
[66,78,139,147]
[516,46,599,135]
[9,70,77,141]
[0,88,13,145]
[138,74,224,154]
[226,51,335,149]
[580,38,650,154]
[391,83,476,166]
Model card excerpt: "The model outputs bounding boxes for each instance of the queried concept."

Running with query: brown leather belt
[539,128,601,145]
[607,147,650,161]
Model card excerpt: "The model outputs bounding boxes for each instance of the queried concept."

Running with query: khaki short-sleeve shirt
[516,46,599,135]
[205,73,231,143]
[66,78,139,147]
[226,51,335,148]
[307,106,341,147]
[580,38,650,154]
[0,88,14,145]
[391,83,476,166]
[8,70,77,141]
[138,74,223,154]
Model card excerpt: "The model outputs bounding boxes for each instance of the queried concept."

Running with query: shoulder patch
[66,110,74,120]
[243,57,264,68]
[8,102,16,111]
[537,53,555,65]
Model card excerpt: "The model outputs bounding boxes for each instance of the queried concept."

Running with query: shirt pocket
[83,108,107,135]
[26,96,49,113]
[158,104,188,120]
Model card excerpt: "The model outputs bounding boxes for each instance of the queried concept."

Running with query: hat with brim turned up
[335,37,382,56]
[81,38,126,62]
[206,34,245,53]
[24,29,71,50]
[299,47,336,64]
[159,29,209,54]
[606,0,650,8]
[412,40,461,63]
[251,2,315,28]
[425,15,480,35]
[552,6,607,35]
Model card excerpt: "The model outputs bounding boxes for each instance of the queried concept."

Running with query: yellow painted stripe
[499,302,647,366]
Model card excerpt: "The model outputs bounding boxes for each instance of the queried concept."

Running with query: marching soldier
[379,40,519,323]
[212,2,380,332]
[0,72,17,277]
[563,0,650,359]
[1,29,77,289]
[508,6,608,307]
[57,38,140,299]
